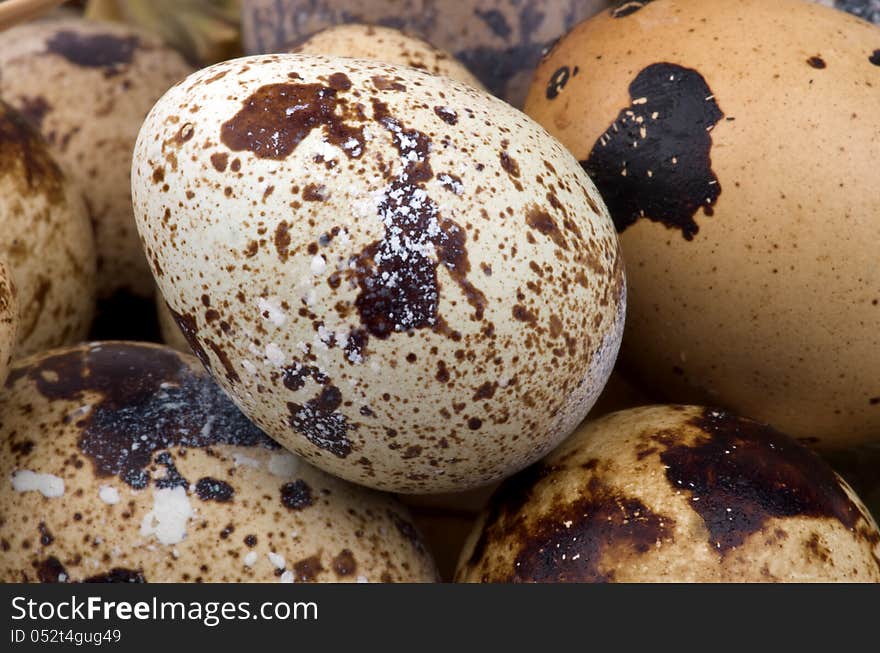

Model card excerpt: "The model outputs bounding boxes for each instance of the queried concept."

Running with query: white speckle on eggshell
[265,343,286,367]
[98,485,120,505]
[258,297,287,326]
[139,486,194,546]
[232,452,262,469]
[310,255,327,275]
[267,451,300,478]
[11,470,65,498]
[267,551,286,569]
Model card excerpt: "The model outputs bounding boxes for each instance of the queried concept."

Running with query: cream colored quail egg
[0,100,95,356]
[132,54,624,493]
[0,17,193,325]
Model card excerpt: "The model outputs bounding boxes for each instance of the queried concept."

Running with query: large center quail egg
[132,53,625,493]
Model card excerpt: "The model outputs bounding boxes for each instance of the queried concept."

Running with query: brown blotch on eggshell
[0,261,18,386]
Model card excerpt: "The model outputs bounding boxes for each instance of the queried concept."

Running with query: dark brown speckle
[280,479,313,510]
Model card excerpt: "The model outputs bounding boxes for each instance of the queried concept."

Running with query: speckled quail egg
[0,17,193,325]
[0,260,17,386]
[525,0,880,448]
[0,101,95,356]
[242,0,612,105]
[0,341,438,583]
[289,24,484,89]
[457,405,880,582]
[133,54,624,493]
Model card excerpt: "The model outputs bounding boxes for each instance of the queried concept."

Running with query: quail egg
[458,405,880,582]
[132,54,624,492]
[0,341,438,583]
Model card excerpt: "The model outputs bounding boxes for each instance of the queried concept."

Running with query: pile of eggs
[0,0,877,583]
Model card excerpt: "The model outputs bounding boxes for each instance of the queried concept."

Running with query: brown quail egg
[132,54,624,493]
[0,17,193,325]
[0,341,438,583]
[457,405,880,582]
[0,101,95,356]
[242,0,612,105]
[290,23,484,89]
[0,260,17,386]
[525,0,880,448]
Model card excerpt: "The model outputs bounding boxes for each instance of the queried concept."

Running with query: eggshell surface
[0,342,438,583]
[0,101,95,356]
[0,18,193,306]
[457,405,880,582]
[398,370,652,512]
[290,24,484,89]
[525,0,880,448]
[132,54,624,493]
[0,261,17,386]
[241,0,612,105]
